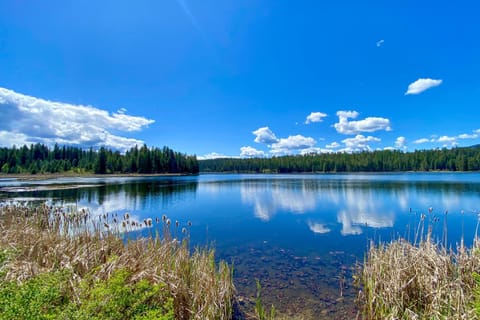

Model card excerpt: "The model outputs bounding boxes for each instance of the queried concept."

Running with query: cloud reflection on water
[308,221,331,234]
[239,178,400,236]
[240,180,317,221]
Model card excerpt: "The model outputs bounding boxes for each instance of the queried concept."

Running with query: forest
[199,146,480,173]
[0,143,199,174]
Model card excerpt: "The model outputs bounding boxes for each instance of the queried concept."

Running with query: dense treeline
[200,146,480,173]
[0,143,199,174]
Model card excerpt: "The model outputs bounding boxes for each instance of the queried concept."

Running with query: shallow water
[2,173,480,319]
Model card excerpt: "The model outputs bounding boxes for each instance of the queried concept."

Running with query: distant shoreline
[0,172,196,181]
[1,170,478,182]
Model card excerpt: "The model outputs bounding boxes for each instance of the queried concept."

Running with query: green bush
[0,271,70,320]
[73,268,174,320]
[0,268,174,320]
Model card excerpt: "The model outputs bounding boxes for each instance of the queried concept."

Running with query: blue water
[2,173,480,318]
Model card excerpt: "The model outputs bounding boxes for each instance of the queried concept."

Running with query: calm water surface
[2,173,480,319]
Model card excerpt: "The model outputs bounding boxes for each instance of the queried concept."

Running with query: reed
[0,203,235,319]
[355,231,480,319]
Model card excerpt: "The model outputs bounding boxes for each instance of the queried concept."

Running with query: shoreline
[0,172,197,181]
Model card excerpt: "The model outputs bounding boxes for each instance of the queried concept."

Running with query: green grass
[254,279,275,320]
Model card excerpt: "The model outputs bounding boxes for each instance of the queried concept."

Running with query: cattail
[166,219,171,226]
[175,220,179,228]
[162,215,167,222]
[147,218,153,226]
[428,207,433,213]
[104,222,109,229]
[122,221,126,228]
[124,212,130,220]
[155,217,160,223]
[182,227,187,234]
[187,221,192,227]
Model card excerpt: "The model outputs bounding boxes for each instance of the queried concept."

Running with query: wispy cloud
[197,152,228,160]
[0,87,154,151]
[405,78,443,95]
[437,136,456,143]
[326,141,341,149]
[240,146,266,158]
[252,127,279,144]
[305,111,327,124]
[334,110,392,135]
[175,0,203,36]
[413,138,430,144]
[412,131,479,147]
[376,39,384,47]
[300,147,333,155]
[458,133,478,139]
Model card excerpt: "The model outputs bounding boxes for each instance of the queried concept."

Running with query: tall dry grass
[356,231,480,320]
[0,203,235,319]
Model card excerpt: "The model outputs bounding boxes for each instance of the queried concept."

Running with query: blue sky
[1,1,480,158]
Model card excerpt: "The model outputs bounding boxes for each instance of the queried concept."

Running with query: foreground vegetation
[0,143,199,174]
[200,145,480,173]
[7,201,480,319]
[356,232,480,319]
[0,204,233,319]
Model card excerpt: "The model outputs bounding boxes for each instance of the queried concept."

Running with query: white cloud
[395,136,406,149]
[252,127,279,144]
[376,39,384,47]
[240,146,266,158]
[197,152,228,160]
[0,87,154,151]
[341,134,381,152]
[437,135,457,146]
[0,131,30,147]
[271,135,316,154]
[405,78,443,95]
[326,141,341,149]
[334,110,392,134]
[458,133,478,139]
[308,222,331,234]
[413,138,430,144]
[305,112,327,124]
[412,132,479,148]
[300,147,332,155]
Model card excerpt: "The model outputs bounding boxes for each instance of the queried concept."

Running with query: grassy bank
[0,204,234,319]
[355,233,480,319]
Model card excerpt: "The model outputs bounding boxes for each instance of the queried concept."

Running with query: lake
[2,173,480,319]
